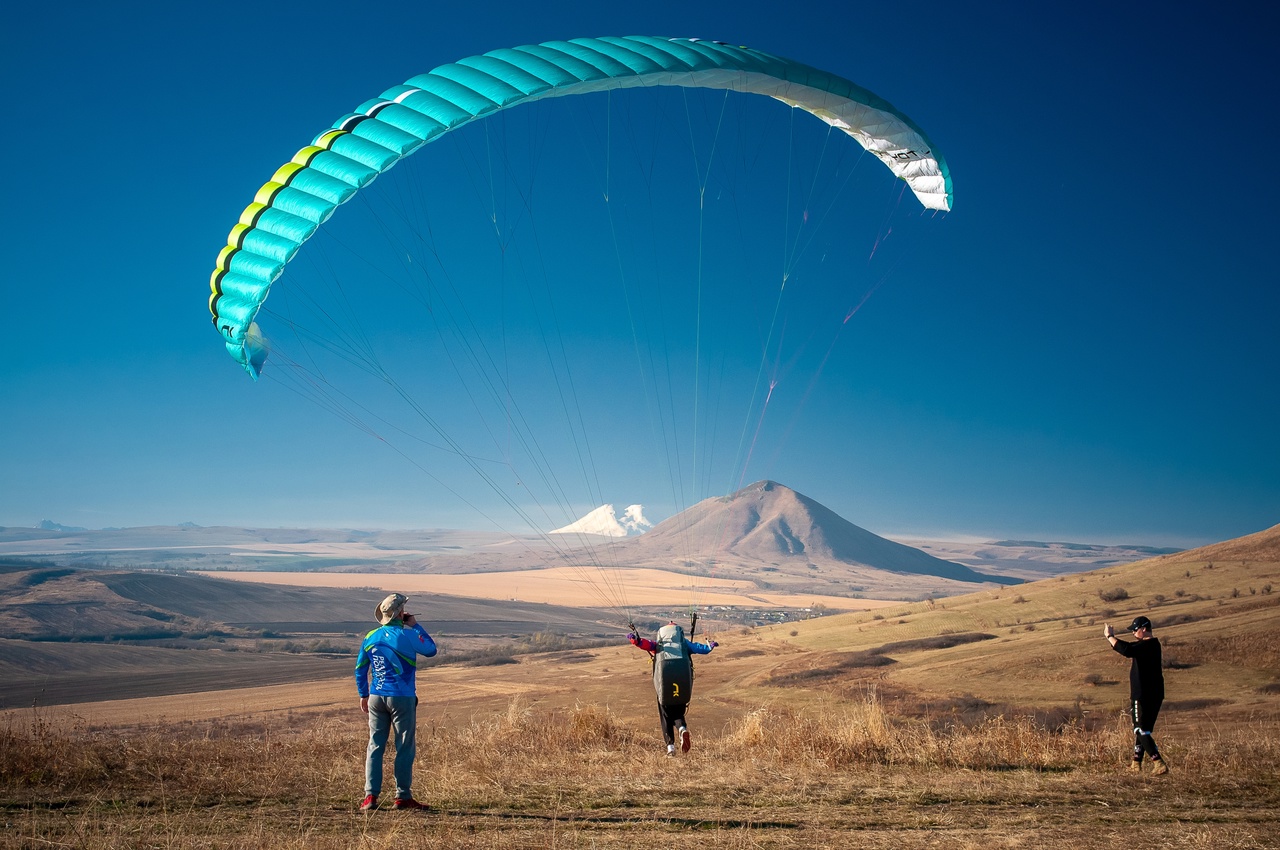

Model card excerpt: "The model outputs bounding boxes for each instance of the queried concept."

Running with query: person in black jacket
[1105,616,1168,774]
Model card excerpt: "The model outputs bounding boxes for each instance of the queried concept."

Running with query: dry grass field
[3,690,1277,849]
[3,526,1279,848]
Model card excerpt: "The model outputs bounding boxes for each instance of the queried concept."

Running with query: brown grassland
[3,529,1279,848]
[190,566,875,611]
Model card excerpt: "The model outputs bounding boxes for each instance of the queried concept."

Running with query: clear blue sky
[2,1,1276,548]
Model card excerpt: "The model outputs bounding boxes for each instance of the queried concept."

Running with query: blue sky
[2,1,1276,548]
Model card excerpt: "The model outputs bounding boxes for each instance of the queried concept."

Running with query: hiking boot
[1128,760,1143,772]
[1151,758,1169,776]
[392,797,427,811]
[359,794,378,811]
[679,726,691,753]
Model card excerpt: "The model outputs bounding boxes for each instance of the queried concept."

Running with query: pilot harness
[631,615,698,706]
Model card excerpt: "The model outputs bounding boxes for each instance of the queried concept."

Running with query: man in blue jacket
[356,593,438,810]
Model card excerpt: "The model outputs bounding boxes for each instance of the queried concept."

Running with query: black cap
[1128,616,1152,632]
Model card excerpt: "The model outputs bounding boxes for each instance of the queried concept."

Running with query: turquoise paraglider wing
[209,36,952,378]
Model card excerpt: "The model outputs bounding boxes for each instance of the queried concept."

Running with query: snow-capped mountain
[550,504,651,537]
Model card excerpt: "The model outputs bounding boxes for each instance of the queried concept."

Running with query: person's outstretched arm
[628,633,658,652]
[686,638,717,655]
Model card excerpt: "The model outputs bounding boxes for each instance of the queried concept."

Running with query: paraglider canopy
[208,36,951,379]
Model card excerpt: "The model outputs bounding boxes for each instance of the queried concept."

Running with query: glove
[708,641,718,649]
[627,633,637,642]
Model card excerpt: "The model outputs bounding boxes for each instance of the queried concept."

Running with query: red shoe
[393,797,427,811]
[679,727,691,753]
[359,794,377,811]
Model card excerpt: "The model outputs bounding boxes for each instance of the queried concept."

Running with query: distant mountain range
[547,481,1018,592]
[9,480,1214,598]
[38,520,88,532]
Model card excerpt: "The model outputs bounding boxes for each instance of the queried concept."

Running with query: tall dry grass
[3,694,1279,849]
[724,692,1117,770]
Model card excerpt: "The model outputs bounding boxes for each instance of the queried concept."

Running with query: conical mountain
[625,481,1014,586]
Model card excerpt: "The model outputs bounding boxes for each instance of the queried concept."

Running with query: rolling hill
[0,562,614,708]
[738,519,1280,725]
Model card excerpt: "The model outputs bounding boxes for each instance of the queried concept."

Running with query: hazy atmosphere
[3,0,1277,549]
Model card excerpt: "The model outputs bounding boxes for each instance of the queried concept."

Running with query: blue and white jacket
[355,622,438,698]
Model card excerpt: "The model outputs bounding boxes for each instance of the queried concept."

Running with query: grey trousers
[365,694,417,799]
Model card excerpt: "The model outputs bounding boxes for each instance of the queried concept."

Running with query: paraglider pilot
[629,621,717,755]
